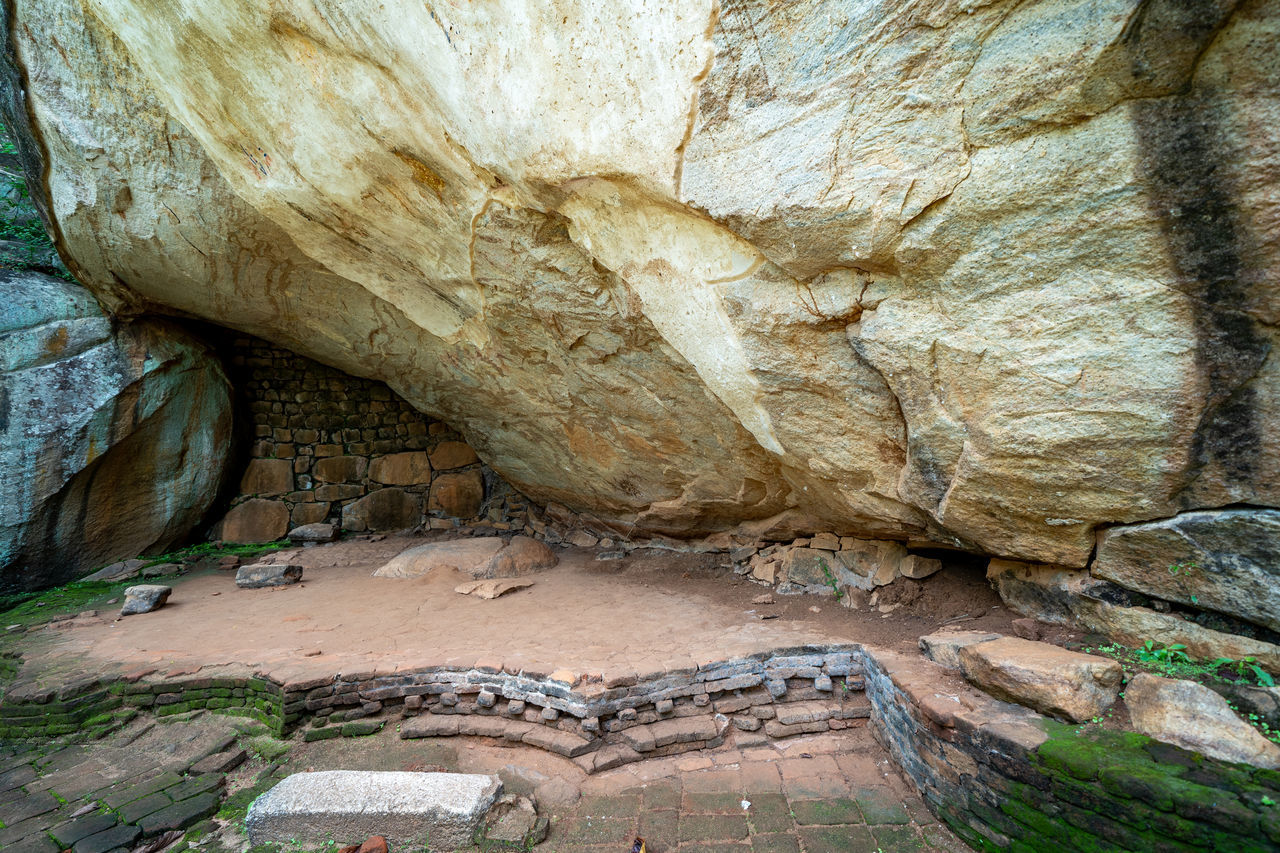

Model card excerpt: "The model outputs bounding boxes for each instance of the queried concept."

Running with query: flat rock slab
[959,636,1122,723]
[288,522,337,542]
[375,536,557,580]
[245,771,502,850]
[454,578,534,599]
[235,562,303,588]
[918,630,1003,670]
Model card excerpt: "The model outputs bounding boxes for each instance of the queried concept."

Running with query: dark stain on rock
[1129,0,1269,494]
[44,323,68,355]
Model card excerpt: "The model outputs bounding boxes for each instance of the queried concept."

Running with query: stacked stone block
[214,337,502,541]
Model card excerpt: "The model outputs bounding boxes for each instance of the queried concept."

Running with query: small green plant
[817,558,842,601]
[1136,641,1191,665]
[1211,656,1276,688]
[1167,561,1198,577]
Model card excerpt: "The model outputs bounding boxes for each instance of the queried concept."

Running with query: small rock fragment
[236,563,303,588]
[357,837,389,853]
[1010,618,1042,641]
[120,584,172,616]
[288,522,338,543]
[454,578,534,599]
[482,794,547,848]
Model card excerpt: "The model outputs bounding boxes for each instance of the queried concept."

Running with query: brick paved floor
[0,700,965,853]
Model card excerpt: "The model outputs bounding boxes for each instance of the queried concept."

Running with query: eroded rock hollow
[3,0,1277,568]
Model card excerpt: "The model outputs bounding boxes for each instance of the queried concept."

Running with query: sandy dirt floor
[13,534,1015,683]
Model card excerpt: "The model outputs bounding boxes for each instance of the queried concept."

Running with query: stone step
[245,771,502,851]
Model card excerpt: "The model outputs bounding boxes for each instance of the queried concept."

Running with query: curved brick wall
[3,644,1276,851]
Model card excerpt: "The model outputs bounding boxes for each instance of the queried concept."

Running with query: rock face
[0,272,232,590]
[1093,509,1280,632]
[1125,674,1280,769]
[958,637,1123,723]
[989,559,1280,672]
[3,0,1278,566]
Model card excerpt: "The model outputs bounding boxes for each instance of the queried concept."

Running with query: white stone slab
[245,770,502,850]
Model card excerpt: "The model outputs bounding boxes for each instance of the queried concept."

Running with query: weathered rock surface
[959,637,1123,723]
[482,536,558,578]
[919,631,1003,671]
[0,271,232,590]
[341,488,421,532]
[1094,509,1280,632]
[376,539,504,579]
[368,452,431,486]
[989,559,1280,671]
[288,522,337,543]
[239,459,293,497]
[481,795,547,848]
[236,562,303,588]
[119,584,172,616]
[3,0,1278,566]
[245,771,501,850]
[454,578,534,600]
[374,537,559,580]
[428,471,485,519]
[218,499,290,545]
[1125,673,1280,769]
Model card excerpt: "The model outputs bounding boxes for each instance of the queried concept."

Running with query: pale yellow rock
[5,0,1278,571]
[375,539,505,579]
[959,637,1123,723]
[239,459,293,497]
[455,578,535,600]
[900,556,944,580]
[369,452,432,486]
[312,456,369,485]
[1126,674,1280,769]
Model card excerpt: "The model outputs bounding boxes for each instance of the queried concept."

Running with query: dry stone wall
[213,336,516,543]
